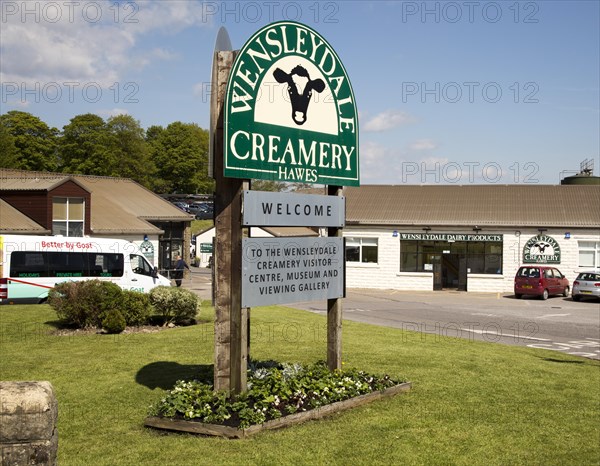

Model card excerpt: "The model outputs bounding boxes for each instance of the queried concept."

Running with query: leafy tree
[145,125,164,143]
[0,121,19,168]
[289,182,317,192]
[0,111,58,171]
[148,122,213,194]
[59,113,116,175]
[106,114,155,188]
[250,180,319,192]
[145,125,166,191]
[251,180,287,192]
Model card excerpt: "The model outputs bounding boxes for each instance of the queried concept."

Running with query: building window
[52,197,84,236]
[400,241,437,272]
[400,240,503,274]
[346,237,378,264]
[467,242,503,274]
[579,241,600,268]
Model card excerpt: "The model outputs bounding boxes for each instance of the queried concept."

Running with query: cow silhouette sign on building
[224,21,360,186]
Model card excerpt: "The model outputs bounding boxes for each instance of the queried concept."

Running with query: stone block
[0,382,57,466]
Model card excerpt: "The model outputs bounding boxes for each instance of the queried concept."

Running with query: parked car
[572,271,600,302]
[190,202,214,220]
[514,265,570,300]
[172,201,190,213]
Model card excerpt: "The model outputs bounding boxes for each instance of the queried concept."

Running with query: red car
[514,266,570,300]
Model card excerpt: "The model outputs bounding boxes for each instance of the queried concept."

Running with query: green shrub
[48,281,84,327]
[49,280,123,328]
[102,309,126,334]
[149,286,199,325]
[121,291,151,326]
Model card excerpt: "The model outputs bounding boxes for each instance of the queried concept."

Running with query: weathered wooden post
[327,185,344,371]
[210,31,247,393]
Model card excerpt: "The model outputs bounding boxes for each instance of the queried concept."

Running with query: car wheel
[572,294,580,302]
[563,286,569,298]
[541,289,549,300]
[515,293,522,299]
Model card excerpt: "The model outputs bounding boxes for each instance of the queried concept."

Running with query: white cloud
[360,139,462,184]
[0,2,210,88]
[97,108,130,119]
[150,48,178,61]
[409,139,437,151]
[363,110,415,132]
[360,141,407,183]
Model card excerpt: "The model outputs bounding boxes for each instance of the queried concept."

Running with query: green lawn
[191,219,213,236]
[1,304,598,465]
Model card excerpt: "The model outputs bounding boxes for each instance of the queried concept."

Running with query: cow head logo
[273,65,325,125]
[532,241,551,255]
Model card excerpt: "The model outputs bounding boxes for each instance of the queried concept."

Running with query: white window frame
[578,241,600,268]
[52,197,85,237]
[346,237,378,264]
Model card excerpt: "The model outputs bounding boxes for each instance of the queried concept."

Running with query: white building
[343,185,600,293]
[194,226,318,268]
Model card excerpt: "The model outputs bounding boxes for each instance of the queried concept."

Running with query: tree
[59,113,116,176]
[148,122,213,194]
[106,114,155,188]
[145,125,166,191]
[250,180,319,192]
[0,121,19,168]
[0,111,58,171]
[251,180,287,192]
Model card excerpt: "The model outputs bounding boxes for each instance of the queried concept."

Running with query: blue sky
[1,0,598,185]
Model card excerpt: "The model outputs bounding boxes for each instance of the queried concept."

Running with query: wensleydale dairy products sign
[242,237,344,307]
[400,233,503,242]
[224,21,359,186]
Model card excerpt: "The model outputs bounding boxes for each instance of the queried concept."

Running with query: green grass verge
[191,219,213,236]
[1,304,598,465]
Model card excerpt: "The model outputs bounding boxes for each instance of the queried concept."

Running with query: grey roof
[345,185,600,228]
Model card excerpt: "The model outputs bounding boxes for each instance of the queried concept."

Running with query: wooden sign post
[212,48,248,393]
[327,185,343,370]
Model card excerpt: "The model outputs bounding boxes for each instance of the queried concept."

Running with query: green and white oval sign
[523,235,561,264]
[224,21,359,186]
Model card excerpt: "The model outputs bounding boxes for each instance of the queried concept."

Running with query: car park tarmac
[183,268,600,360]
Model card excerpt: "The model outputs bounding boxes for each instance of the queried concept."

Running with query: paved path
[179,266,213,300]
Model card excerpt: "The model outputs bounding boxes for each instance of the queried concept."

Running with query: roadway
[185,267,600,360]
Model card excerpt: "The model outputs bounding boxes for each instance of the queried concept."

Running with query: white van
[0,235,171,304]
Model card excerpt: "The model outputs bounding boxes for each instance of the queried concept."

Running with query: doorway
[440,254,467,291]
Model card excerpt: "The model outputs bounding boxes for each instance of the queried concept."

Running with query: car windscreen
[577,273,600,281]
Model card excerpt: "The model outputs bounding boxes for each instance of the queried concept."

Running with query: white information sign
[242,237,345,307]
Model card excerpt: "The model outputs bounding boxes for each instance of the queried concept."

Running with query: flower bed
[146,361,411,438]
